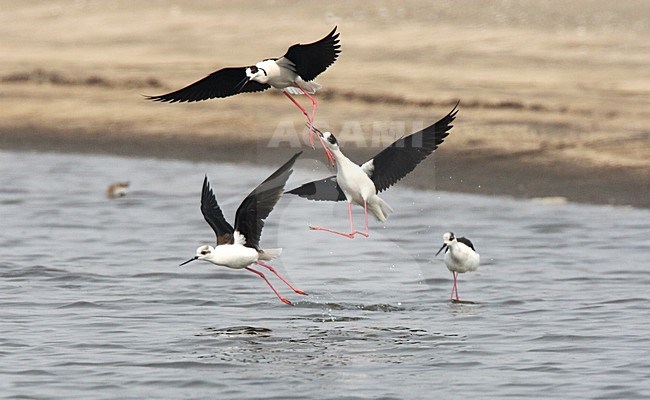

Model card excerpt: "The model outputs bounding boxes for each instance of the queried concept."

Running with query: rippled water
[1,149,649,399]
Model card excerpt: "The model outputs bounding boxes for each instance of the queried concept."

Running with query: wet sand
[1,1,648,207]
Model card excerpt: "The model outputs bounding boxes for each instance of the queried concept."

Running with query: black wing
[201,175,235,245]
[146,67,271,103]
[234,152,302,250]
[364,102,459,193]
[457,237,476,251]
[282,26,341,82]
[284,175,346,202]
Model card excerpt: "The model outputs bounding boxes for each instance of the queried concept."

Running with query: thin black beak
[179,256,198,267]
[435,244,448,257]
[305,123,324,137]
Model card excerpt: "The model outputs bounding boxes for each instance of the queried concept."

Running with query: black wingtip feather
[232,152,302,249]
[200,174,235,244]
[368,103,460,193]
[144,67,271,103]
[282,26,341,82]
[284,175,346,202]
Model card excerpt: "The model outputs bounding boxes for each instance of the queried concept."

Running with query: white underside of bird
[251,58,321,94]
[332,149,394,222]
[444,242,480,274]
[196,231,282,269]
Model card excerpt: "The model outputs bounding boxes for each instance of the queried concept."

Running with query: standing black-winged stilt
[435,232,480,302]
[285,103,458,238]
[180,152,306,305]
[146,27,341,166]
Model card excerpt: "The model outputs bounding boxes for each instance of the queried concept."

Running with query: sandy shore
[1,1,648,207]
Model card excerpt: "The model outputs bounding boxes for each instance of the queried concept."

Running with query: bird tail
[284,81,321,95]
[259,248,282,261]
[368,197,394,222]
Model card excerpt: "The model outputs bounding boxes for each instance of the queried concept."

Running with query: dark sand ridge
[0,1,648,207]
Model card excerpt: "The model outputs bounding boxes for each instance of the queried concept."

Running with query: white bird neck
[330,147,354,169]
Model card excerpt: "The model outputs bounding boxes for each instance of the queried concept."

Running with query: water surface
[1,150,649,399]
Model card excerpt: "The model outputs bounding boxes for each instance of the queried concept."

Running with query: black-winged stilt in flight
[180,152,306,305]
[435,232,480,302]
[146,27,341,166]
[285,103,459,238]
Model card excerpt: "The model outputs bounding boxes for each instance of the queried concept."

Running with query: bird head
[435,232,456,256]
[179,245,215,266]
[306,124,336,167]
[245,64,269,84]
[443,232,456,244]
[313,127,339,152]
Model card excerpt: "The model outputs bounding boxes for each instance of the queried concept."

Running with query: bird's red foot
[280,297,292,305]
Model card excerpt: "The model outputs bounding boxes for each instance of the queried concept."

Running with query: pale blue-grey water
[1,149,649,399]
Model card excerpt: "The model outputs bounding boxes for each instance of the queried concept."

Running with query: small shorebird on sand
[106,182,129,199]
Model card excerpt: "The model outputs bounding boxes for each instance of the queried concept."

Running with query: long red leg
[450,272,457,301]
[451,272,461,301]
[283,86,334,166]
[348,201,354,232]
[309,202,355,238]
[283,91,310,118]
[310,202,369,238]
[299,86,318,130]
[282,91,314,148]
[357,200,370,238]
[255,261,307,295]
[292,84,318,149]
[245,266,291,305]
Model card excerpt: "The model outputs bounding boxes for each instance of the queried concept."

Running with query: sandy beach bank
[1,119,647,208]
[1,1,648,207]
